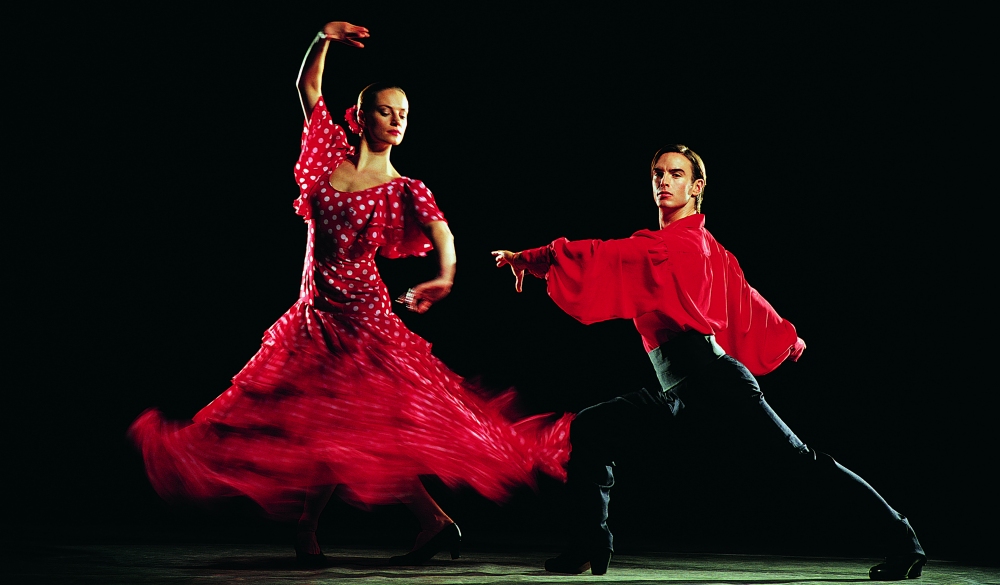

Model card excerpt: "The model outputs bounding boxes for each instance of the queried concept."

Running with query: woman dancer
[129,20,572,566]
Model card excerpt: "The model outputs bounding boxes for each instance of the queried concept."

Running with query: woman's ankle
[295,530,322,555]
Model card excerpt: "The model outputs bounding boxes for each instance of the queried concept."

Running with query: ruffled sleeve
[292,97,355,220]
[377,178,448,259]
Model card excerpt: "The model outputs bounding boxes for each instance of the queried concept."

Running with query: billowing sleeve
[524,227,805,377]
[377,179,447,259]
[714,250,805,375]
[292,97,354,219]
[539,233,674,325]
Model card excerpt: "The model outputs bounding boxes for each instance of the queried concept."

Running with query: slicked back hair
[650,144,707,213]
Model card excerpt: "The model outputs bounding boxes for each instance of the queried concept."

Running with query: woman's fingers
[323,22,370,47]
[343,25,369,47]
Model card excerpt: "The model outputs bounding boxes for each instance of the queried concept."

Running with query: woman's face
[363,89,408,147]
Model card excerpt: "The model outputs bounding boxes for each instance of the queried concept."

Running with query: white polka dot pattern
[127,96,573,518]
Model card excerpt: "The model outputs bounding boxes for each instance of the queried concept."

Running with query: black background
[9,2,994,565]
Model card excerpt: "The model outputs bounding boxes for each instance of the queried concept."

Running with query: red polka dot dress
[128,98,574,518]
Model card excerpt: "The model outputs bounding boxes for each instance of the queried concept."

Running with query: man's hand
[492,250,525,293]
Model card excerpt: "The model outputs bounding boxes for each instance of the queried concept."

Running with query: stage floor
[11,543,998,585]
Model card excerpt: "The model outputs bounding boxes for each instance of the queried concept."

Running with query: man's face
[651,152,704,212]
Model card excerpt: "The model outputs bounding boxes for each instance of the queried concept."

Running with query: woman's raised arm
[296,21,370,120]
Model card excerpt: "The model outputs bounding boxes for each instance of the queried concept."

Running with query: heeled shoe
[544,546,613,575]
[869,552,926,580]
[388,523,462,565]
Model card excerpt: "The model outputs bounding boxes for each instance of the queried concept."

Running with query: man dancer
[492,144,925,580]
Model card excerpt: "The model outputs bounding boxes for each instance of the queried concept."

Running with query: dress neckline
[328,176,407,195]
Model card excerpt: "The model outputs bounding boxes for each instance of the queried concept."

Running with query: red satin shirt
[519,214,805,376]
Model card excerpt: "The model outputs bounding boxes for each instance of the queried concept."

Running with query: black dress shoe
[869,552,926,580]
[544,547,613,575]
[388,523,462,565]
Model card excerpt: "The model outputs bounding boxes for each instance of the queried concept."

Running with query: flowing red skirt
[129,300,573,520]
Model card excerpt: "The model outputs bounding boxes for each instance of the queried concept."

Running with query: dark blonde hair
[650,144,707,213]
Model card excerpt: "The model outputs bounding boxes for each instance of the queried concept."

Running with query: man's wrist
[515,247,552,279]
[510,252,525,269]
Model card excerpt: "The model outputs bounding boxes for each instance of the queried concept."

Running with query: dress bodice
[291,97,446,316]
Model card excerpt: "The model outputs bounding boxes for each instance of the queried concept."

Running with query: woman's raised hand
[492,250,526,293]
[321,21,370,48]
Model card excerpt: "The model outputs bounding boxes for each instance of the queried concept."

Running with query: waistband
[647,331,726,392]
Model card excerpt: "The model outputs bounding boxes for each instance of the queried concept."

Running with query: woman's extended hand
[396,277,453,314]
[492,250,525,293]
[321,21,370,48]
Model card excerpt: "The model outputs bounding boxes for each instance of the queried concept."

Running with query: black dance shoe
[869,552,926,580]
[388,523,462,565]
[544,547,613,575]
